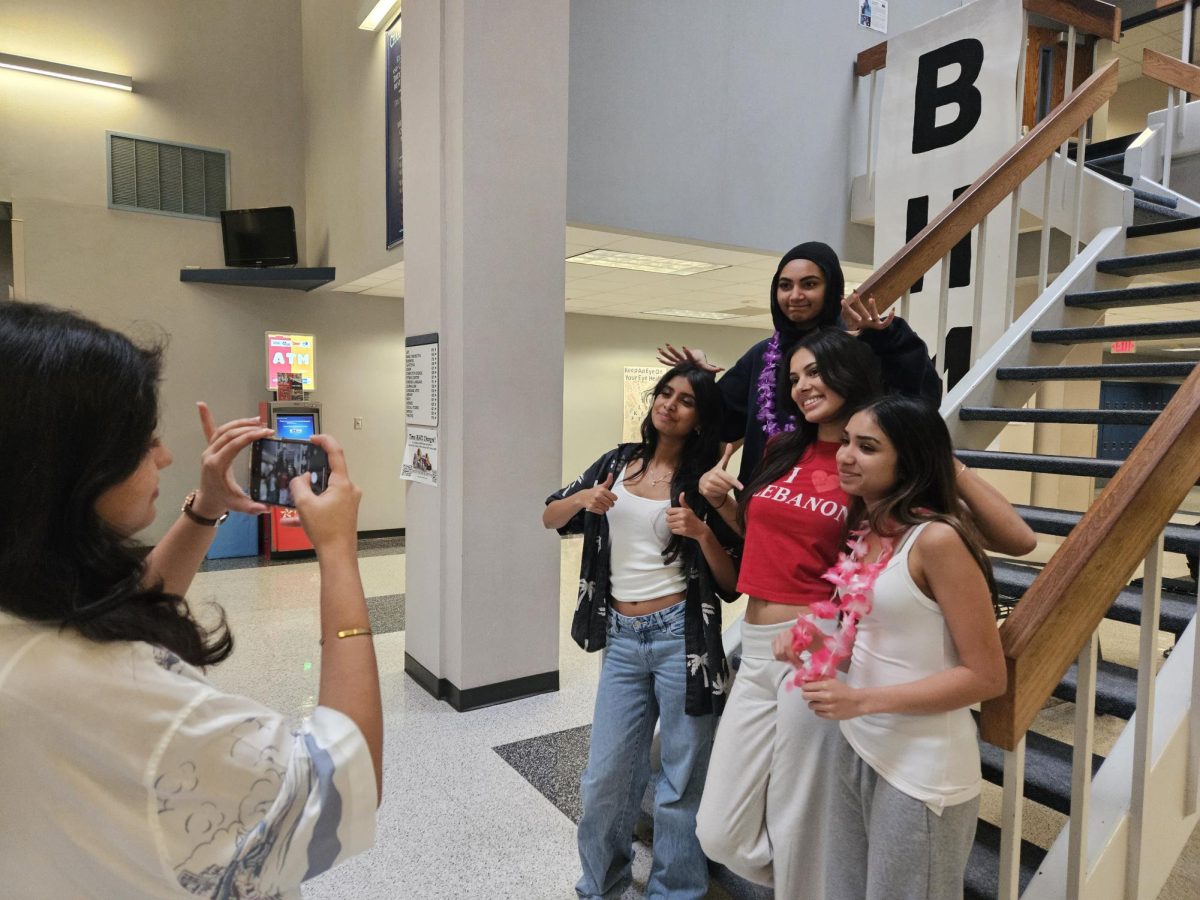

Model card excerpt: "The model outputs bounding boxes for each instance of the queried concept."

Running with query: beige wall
[1108,77,1170,138]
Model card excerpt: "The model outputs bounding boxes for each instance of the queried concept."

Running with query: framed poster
[385,15,404,248]
[623,366,666,442]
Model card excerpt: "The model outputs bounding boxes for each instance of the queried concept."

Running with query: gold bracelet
[319,627,374,646]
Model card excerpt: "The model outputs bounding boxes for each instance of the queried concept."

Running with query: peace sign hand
[841,291,894,334]
[666,493,710,540]
[579,473,618,515]
[699,444,741,507]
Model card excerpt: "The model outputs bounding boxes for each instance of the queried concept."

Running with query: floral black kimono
[546,443,743,716]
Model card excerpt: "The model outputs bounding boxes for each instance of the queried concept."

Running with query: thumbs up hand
[699,443,742,507]
[579,472,618,515]
[666,491,709,540]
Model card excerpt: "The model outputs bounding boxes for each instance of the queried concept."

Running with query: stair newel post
[971,216,988,365]
[1125,531,1165,899]
[1071,120,1086,262]
[1188,575,1200,817]
[937,251,951,378]
[1164,86,1176,190]
[1066,629,1099,900]
[999,738,1027,900]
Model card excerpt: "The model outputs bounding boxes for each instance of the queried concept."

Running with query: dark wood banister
[980,362,1200,750]
[855,0,1121,76]
[852,58,1119,308]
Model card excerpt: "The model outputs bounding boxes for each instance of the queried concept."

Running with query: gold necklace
[648,465,675,486]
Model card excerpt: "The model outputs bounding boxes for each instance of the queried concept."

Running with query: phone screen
[250,438,330,508]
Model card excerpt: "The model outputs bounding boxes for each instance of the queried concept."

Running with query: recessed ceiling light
[642,308,742,320]
[567,249,729,276]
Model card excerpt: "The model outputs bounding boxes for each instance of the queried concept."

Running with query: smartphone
[250,438,331,508]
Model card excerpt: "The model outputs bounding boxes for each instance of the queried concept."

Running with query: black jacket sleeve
[857,316,943,405]
[545,448,621,536]
[716,347,757,444]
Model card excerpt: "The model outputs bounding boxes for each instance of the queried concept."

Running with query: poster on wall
[622,366,666,442]
[858,0,888,34]
[873,0,1020,369]
[265,333,316,391]
[405,334,439,428]
[400,426,438,485]
[385,14,404,248]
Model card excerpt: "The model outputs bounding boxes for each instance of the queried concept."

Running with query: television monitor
[220,206,298,268]
[274,414,316,441]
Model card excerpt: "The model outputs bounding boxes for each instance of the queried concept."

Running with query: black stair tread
[1032,319,1200,343]
[1066,133,1137,162]
[977,720,1104,816]
[960,407,1160,425]
[996,362,1195,380]
[1055,658,1138,720]
[1067,280,1200,308]
[1133,188,1179,208]
[958,449,1121,478]
[1085,161,1134,186]
[1126,215,1200,239]
[992,559,1197,636]
[1134,198,1194,222]
[965,819,1045,900]
[1010,505,1200,555]
[1097,247,1200,277]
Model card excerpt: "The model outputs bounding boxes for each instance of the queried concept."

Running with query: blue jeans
[576,600,716,900]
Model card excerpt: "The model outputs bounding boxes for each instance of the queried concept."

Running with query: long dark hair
[0,302,233,667]
[628,362,724,563]
[845,395,998,606]
[739,328,882,528]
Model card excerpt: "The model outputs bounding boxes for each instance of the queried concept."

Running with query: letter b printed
[912,38,984,154]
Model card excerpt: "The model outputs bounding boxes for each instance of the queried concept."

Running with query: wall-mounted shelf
[180,267,335,292]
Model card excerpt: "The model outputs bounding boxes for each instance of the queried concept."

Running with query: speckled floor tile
[494,724,592,823]
[366,593,405,635]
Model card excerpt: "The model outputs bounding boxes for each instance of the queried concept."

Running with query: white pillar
[401,0,567,709]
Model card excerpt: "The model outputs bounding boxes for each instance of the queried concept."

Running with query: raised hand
[654,343,723,374]
[666,492,709,540]
[841,291,894,334]
[290,434,361,555]
[699,444,742,507]
[193,402,272,519]
[579,473,618,515]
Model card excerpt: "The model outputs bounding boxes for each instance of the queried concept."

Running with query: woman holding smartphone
[544,362,742,900]
[0,302,381,898]
[798,394,1007,900]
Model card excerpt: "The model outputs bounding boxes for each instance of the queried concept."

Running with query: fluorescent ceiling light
[359,0,401,31]
[643,308,742,320]
[0,52,132,91]
[567,249,729,276]
[1161,346,1200,352]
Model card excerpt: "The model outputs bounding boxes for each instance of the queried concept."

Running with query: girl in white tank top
[796,395,1010,900]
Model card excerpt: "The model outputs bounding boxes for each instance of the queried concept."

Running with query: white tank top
[606,464,686,602]
[840,522,982,813]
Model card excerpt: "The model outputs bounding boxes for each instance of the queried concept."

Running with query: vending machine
[258,400,322,558]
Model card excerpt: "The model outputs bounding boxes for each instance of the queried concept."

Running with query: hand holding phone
[289,434,361,555]
[250,437,331,508]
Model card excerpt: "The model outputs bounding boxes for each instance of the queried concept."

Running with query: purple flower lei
[755,331,797,439]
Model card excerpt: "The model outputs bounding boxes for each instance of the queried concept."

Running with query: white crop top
[840,522,983,813]
[606,465,687,602]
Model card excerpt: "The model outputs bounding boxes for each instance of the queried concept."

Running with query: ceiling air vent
[107,132,228,220]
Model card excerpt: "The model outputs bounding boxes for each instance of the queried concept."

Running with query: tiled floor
[194,537,1197,899]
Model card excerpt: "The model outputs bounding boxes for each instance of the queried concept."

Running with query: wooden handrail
[855,0,1120,76]
[853,58,1118,308]
[1142,47,1200,96]
[980,361,1200,750]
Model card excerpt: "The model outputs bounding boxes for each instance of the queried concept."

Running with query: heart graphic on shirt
[810,470,841,494]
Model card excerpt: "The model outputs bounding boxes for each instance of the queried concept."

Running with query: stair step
[977,719,1104,816]
[996,362,1195,381]
[1134,198,1193,223]
[1032,319,1200,344]
[964,819,1046,900]
[960,407,1160,425]
[1097,247,1200,277]
[1133,187,1179,208]
[1085,161,1133,186]
[1066,281,1200,308]
[1012,505,1200,556]
[1066,133,1137,162]
[1055,658,1138,720]
[992,560,1197,637]
[957,449,1121,478]
[1126,215,1200,239]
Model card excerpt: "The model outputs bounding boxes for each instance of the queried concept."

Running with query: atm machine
[258,399,322,558]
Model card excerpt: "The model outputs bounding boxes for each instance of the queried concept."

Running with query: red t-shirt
[737,440,849,606]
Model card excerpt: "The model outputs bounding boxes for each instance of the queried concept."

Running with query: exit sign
[1111,340,1136,353]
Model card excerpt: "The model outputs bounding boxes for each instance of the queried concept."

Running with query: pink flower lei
[755,331,797,439]
[787,527,893,687]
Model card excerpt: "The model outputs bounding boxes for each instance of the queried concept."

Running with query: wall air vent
[107,133,229,220]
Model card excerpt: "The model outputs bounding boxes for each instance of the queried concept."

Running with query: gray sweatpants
[827,732,979,900]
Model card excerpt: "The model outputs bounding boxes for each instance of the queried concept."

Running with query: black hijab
[769,241,845,344]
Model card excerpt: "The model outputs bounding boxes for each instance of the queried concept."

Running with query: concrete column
[401,0,567,709]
